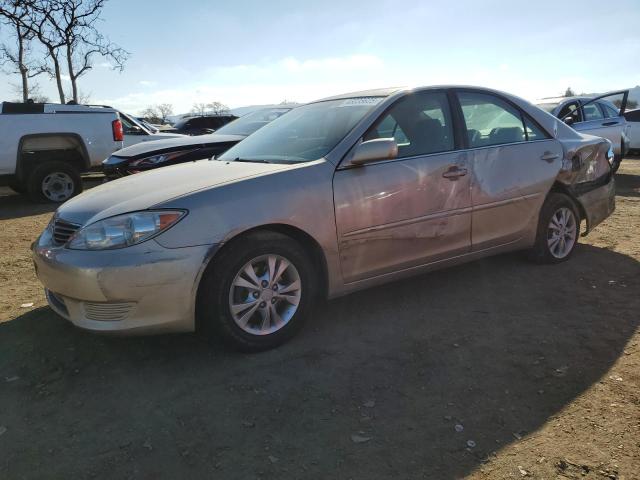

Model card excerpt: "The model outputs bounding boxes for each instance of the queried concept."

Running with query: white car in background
[623,109,640,153]
[118,111,185,147]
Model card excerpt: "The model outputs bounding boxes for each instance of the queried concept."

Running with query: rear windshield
[536,103,558,113]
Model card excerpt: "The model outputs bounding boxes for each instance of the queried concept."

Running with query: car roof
[314,87,406,102]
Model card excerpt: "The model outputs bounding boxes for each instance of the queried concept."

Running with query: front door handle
[540,152,560,163]
[442,166,467,179]
[602,121,619,126]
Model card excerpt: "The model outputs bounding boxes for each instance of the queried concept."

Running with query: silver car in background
[537,90,630,172]
[33,86,616,351]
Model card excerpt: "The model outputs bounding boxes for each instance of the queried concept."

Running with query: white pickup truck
[0,101,125,203]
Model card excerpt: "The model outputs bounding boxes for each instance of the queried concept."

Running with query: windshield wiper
[231,157,272,164]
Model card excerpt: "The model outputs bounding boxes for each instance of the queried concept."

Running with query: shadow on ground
[1,243,638,479]
[0,178,102,221]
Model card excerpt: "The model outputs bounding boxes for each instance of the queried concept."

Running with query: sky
[1,0,639,115]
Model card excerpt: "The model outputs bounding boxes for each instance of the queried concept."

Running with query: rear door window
[457,92,526,147]
[582,102,605,121]
[457,91,550,147]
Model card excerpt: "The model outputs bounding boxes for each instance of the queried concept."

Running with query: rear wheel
[26,161,82,203]
[528,193,580,264]
[197,231,317,351]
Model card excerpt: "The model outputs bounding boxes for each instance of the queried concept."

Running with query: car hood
[112,133,246,159]
[56,160,292,226]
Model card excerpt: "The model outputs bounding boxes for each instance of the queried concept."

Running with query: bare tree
[65,87,90,103]
[140,106,160,123]
[156,103,172,123]
[140,104,173,124]
[191,102,208,116]
[3,0,128,103]
[0,0,47,101]
[42,0,128,103]
[206,101,229,115]
[9,80,48,102]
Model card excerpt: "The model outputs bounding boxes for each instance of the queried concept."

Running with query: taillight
[112,119,124,142]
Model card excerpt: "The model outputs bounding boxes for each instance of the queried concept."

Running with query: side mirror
[562,115,575,126]
[127,125,143,134]
[350,138,398,166]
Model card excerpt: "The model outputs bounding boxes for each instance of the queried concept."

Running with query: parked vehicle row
[102,106,294,178]
[32,86,617,351]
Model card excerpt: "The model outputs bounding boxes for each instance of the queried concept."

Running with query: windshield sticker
[339,97,383,107]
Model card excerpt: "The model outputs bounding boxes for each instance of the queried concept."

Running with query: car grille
[52,218,81,245]
[83,302,135,321]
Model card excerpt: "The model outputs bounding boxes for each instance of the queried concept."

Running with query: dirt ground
[1,161,639,479]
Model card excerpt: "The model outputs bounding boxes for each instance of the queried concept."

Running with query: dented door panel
[469,139,563,251]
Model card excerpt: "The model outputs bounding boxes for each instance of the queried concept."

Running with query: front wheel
[197,231,317,351]
[528,193,580,264]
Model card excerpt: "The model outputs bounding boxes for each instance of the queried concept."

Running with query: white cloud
[95,54,387,114]
[280,54,383,72]
[97,62,113,68]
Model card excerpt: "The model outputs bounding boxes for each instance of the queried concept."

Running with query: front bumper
[32,237,214,334]
[102,157,131,179]
[577,176,615,235]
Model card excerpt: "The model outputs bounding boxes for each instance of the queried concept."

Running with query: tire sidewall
[198,233,317,351]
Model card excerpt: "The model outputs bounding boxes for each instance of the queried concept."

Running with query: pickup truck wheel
[528,193,580,264]
[26,161,82,203]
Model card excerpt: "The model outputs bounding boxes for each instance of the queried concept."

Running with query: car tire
[197,231,317,351]
[528,192,580,264]
[8,178,27,195]
[26,161,83,203]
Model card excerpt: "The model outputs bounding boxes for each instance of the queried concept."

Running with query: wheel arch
[549,181,588,232]
[194,223,330,323]
[16,133,90,181]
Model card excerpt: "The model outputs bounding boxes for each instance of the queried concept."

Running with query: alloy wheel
[547,207,577,259]
[228,254,302,335]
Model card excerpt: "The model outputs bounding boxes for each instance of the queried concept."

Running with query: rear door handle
[442,166,467,179]
[602,121,619,126]
[540,152,560,162]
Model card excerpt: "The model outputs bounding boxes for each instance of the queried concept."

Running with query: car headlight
[128,149,198,168]
[67,210,186,250]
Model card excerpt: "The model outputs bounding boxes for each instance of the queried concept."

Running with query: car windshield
[215,107,293,137]
[536,102,559,113]
[217,97,384,163]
